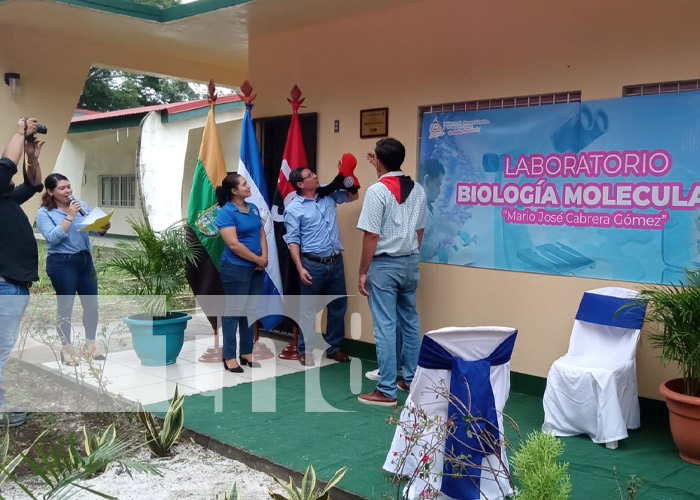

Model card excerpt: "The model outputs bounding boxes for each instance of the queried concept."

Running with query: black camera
[26,123,47,142]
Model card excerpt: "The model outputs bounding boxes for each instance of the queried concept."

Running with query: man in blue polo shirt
[284,166,359,366]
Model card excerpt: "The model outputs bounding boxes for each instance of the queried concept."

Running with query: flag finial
[239,80,257,105]
[287,84,305,112]
[208,79,218,103]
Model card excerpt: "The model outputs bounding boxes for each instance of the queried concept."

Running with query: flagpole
[276,84,307,361]
[191,80,227,363]
[236,80,277,361]
[198,323,223,363]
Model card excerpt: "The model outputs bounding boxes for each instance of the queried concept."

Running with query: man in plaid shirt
[357,138,427,406]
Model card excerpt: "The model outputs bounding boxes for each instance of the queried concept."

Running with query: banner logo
[429,117,445,139]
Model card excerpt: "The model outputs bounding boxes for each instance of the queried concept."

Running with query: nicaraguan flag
[238,103,284,330]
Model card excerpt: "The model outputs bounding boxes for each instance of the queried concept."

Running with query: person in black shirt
[0,117,43,427]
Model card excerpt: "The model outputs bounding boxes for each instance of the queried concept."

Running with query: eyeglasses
[301,172,316,180]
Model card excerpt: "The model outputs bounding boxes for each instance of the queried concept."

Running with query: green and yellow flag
[185,96,227,326]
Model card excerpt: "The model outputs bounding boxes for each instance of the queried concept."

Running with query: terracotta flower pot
[659,378,700,465]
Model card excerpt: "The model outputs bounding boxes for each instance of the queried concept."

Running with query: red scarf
[379,175,414,204]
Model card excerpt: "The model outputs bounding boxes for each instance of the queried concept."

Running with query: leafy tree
[75,0,203,111]
[77,67,205,112]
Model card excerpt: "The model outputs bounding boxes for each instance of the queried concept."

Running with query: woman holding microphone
[215,173,267,373]
[36,173,110,365]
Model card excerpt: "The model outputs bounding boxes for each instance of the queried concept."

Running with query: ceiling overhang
[1,0,423,82]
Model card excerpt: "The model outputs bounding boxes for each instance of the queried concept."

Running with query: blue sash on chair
[575,292,646,329]
[417,331,517,500]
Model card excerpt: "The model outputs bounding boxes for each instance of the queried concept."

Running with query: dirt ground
[1,359,284,499]
[4,359,121,458]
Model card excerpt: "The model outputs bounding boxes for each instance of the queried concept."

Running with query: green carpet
[151,362,699,499]
[501,393,698,500]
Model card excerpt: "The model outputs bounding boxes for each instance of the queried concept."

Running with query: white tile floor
[40,334,341,405]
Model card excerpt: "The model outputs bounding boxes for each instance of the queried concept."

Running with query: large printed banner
[418,91,700,284]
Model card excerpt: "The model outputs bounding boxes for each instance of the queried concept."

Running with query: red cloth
[339,153,360,189]
[379,175,414,204]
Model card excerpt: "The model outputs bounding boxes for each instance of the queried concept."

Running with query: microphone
[67,195,87,216]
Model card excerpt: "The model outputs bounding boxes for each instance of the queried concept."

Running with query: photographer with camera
[0,117,45,427]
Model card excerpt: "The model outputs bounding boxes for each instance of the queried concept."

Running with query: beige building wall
[248,0,699,398]
[0,19,243,225]
[3,0,695,399]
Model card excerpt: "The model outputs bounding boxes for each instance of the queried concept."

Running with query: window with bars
[623,80,700,97]
[100,175,136,207]
[419,90,582,114]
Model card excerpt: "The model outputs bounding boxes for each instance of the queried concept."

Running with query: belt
[0,276,31,288]
[48,250,90,257]
[302,253,341,264]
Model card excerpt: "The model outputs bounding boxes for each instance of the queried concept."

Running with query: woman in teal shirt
[215,173,268,373]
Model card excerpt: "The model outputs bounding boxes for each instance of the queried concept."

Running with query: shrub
[98,217,199,317]
[268,464,348,500]
[634,268,700,396]
[137,385,185,457]
[511,431,571,500]
[19,434,160,499]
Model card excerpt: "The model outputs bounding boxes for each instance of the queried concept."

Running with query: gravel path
[3,442,284,499]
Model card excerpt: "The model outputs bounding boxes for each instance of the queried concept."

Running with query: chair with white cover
[542,287,646,449]
[384,326,518,500]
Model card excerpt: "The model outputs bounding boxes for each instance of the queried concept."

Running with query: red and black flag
[270,85,309,296]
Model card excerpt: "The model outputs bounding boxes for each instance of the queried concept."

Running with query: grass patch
[34,240,195,310]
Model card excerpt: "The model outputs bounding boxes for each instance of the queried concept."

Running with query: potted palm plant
[100,218,200,366]
[636,268,700,465]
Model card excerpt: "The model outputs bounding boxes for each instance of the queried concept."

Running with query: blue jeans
[220,261,264,359]
[0,282,30,406]
[46,252,98,346]
[298,254,347,355]
[368,254,421,398]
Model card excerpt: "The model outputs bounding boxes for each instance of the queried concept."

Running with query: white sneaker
[364,368,402,381]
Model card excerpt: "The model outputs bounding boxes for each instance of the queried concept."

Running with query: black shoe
[223,358,244,373]
[299,353,315,366]
[60,349,79,367]
[326,350,350,362]
[87,343,106,361]
[239,356,261,368]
